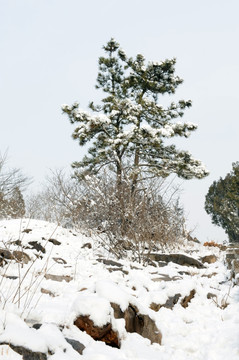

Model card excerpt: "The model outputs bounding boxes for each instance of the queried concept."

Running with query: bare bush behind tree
[26,169,185,262]
[75,172,185,262]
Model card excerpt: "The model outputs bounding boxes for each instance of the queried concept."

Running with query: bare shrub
[26,169,83,226]
[0,152,29,219]
[76,173,185,262]
[26,170,185,262]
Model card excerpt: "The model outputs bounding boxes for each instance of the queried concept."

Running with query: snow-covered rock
[0,218,238,360]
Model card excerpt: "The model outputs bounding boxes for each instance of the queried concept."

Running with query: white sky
[1,0,239,242]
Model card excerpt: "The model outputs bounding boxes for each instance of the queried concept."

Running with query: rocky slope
[0,219,238,360]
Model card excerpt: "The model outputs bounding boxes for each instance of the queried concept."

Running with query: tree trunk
[131,148,139,197]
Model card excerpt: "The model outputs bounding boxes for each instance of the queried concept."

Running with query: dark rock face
[135,313,161,344]
[74,315,119,348]
[207,292,217,300]
[107,267,129,275]
[0,248,12,260]
[124,305,136,333]
[96,259,123,267]
[149,253,205,269]
[32,323,42,330]
[0,343,47,360]
[155,261,168,268]
[4,275,18,280]
[111,303,124,319]
[65,338,85,355]
[28,241,46,254]
[81,243,92,249]
[178,271,191,276]
[164,294,181,309]
[48,238,61,246]
[111,303,162,345]
[28,327,85,355]
[150,293,181,311]
[22,229,32,234]
[150,290,196,311]
[10,239,22,246]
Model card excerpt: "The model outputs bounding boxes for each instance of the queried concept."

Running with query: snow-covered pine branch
[62,38,209,193]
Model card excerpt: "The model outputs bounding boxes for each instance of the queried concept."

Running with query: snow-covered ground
[0,219,238,359]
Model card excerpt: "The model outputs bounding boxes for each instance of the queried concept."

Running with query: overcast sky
[1,0,239,242]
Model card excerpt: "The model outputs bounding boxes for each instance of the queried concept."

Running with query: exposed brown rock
[181,290,196,308]
[48,238,61,246]
[13,250,31,264]
[200,255,217,264]
[203,241,227,251]
[0,248,30,264]
[150,303,161,312]
[232,259,239,275]
[41,288,55,297]
[201,272,217,278]
[53,257,67,264]
[207,292,217,300]
[74,315,119,348]
[44,274,73,282]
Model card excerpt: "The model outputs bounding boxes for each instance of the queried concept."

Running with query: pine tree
[205,162,239,242]
[62,38,208,195]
